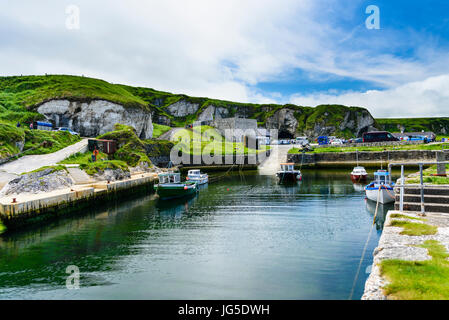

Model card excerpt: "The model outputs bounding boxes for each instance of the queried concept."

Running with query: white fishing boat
[186,169,209,185]
[276,163,302,183]
[365,170,395,204]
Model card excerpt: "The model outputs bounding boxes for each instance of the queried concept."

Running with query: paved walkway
[258,144,293,175]
[157,127,184,141]
[0,139,88,176]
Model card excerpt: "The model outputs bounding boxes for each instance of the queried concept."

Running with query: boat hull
[187,176,208,185]
[276,172,302,183]
[365,186,395,204]
[155,183,197,200]
[351,174,367,183]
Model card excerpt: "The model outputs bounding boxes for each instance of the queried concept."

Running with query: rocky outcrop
[265,109,298,138]
[197,105,230,122]
[93,168,131,182]
[37,99,153,139]
[0,168,73,196]
[166,100,199,117]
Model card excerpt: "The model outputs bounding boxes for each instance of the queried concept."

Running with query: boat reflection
[365,199,394,230]
[353,183,365,192]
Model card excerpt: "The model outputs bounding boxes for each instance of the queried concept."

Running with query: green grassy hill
[377,118,449,135]
[1,74,447,140]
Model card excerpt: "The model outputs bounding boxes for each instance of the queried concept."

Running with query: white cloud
[0,0,448,116]
[290,74,449,118]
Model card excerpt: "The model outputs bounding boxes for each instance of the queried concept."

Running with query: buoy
[186,177,189,180]
[184,186,188,190]
[227,188,229,191]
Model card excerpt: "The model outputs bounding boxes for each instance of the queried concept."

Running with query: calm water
[0,169,393,300]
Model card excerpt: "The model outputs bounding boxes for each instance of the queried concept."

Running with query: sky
[1,0,449,118]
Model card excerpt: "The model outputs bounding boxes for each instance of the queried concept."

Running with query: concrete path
[0,139,88,176]
[157,127,184,141]
[258,144,293,175]
[67,167,94,185]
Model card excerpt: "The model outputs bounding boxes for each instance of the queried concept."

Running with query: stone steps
[67,168,93,185]
[394,186,449,196]
[395,194,449,204]
[394,202,449,213]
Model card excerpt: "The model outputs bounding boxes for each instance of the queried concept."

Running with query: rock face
[265,109,298,138]
[166,100,199,117]
[37,99,153,139]
[197,105,230,122]
[265,107,377,139]
[0,169,73,196]
[93,168,130,182]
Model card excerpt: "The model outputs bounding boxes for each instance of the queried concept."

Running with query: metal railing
[388,160,449,214]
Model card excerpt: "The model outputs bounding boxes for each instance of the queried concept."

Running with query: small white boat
[186,169,209,185]
[276,163,302,183]
[365,170,395,204]
[351,166,368,183]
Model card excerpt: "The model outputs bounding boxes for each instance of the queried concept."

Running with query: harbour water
[0,169,393,299]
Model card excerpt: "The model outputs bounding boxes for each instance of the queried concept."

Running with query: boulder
[166,100,199,117]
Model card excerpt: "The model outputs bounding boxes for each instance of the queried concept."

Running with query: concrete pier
[0,172,157,231]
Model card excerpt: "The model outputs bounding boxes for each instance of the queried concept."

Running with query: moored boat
[154,172,198,200]
[365,170,395,204]
[351,166,368,183]
[276,163,302,183]
[186,169,209,185]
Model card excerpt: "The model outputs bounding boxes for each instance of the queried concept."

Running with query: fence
[389,160,449,214]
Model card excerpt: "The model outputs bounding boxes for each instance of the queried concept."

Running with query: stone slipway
[0,172,157,231]
[362,210,449,300]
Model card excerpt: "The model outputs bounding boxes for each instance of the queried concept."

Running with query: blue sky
[1,0,449,117]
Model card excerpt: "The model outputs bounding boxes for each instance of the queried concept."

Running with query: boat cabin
[279,163,295,172]
[374,170,392,185]
[158,172,181,184]
[188,170,201,176]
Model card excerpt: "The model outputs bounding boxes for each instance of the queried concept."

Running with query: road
[0,139,88,176]
[258,144,294,175]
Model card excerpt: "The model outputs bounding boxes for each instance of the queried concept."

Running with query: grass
[377,117,449,134]
[406,164,449,185]
[152,123,171,138]
[380,240,449,300]
[389,214,426,221]
[389,219,437,236]
[289,143,449,154]
[59,151,129,175]
[172,125,267,156]
[0,121,81,160]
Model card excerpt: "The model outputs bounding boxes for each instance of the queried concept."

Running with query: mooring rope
[348,185,381,300]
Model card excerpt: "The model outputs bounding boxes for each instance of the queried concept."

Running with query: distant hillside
[1,74,378,138]
[376,118,449,135]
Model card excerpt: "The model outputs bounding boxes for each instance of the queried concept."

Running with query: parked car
[57,127,79,135]
[331,139,344,145]
[362,131,399,143]
[295,136,309,146]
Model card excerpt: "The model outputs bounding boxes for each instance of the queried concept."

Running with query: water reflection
[365,199,393,230]
[0,170,390,299]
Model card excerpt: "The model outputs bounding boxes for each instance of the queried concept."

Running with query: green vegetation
[389,219,437,236]
[389,214,426,221]
[59,151,129,175]
[97,123,152,167]
[0,122,25,158]
[152,123,171,138]
[0,121,81,160]
[377,117,449,135]
[172,125,266,156]
[381,240,449,300]
[406,164,449,185]
[23,165,68,175]
[288,143,449,154]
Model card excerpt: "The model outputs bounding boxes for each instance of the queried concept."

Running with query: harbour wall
[288,150,449,168]
[0,173,156,231]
